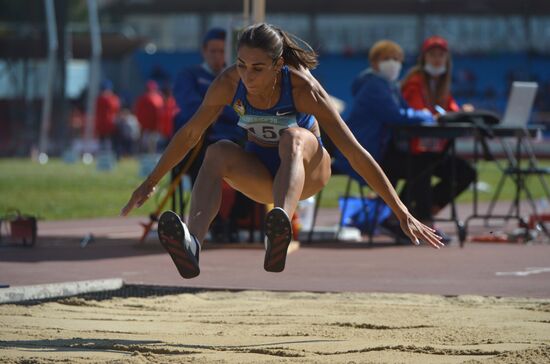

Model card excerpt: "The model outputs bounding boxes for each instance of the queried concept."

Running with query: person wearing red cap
[402,36,474,115]
[398,36,476,234]
[134,80,165,153]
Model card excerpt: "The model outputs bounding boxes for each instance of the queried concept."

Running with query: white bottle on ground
[298,196,316,231]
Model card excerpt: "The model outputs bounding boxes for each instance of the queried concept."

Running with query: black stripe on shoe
[264,207,293,273]
[157,210,200,279]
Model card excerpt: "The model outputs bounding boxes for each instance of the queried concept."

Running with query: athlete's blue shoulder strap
[278,66,295,110]
[231,79,247,107]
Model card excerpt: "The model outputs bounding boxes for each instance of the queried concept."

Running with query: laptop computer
[500,81,538,127]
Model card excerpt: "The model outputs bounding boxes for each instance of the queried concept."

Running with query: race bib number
[238,114,298,144]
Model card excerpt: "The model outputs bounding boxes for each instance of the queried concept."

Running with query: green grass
[455,160,550,203]
[323,159,550,206]
[0,158,548,220]
[0,158,171,220]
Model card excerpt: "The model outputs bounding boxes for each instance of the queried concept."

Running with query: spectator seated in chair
[333,40,438,243]
[400,36,477,241]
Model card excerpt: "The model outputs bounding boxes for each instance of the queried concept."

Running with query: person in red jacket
[135,80,165,153]
[95,79,120,150]
[402,36,464,115]
[399,36,475,236]
[158,85,178,150]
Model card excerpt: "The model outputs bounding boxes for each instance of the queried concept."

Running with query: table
[392,122,543,246]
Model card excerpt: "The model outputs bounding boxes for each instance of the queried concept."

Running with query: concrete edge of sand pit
[0,278,124,304]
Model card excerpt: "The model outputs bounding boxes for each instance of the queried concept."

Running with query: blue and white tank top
[231,66,316,146]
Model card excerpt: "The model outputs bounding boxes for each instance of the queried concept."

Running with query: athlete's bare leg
[187,131,331,243]
[273,128,331,217]
[187,140,274,243]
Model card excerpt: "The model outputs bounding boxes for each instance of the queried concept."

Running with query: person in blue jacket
[171,28,247,240]
[122,25,443,280]
[172,27,245,181]
[333,40,435,240]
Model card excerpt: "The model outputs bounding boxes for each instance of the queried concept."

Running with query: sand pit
[1,290,549,363]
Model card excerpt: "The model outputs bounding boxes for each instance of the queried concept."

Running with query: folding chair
[138,138,204,244]
[306,168,387,244]
[485,127,550,230]
[484,82,550,233]
[305,130,391,244]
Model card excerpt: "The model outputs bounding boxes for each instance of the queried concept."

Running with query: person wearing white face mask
[396,36,476,240]
[333,40,436,243]
[378,59,402,82]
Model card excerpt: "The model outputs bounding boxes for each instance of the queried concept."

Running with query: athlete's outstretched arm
[294,78,443,249]
[121,73,234,216]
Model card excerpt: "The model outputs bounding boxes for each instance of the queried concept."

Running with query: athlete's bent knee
[205,139,237,157]
[278,128,306,159]
[203,140,237,171]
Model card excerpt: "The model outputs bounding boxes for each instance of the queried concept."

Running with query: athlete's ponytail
[237,23,318,70]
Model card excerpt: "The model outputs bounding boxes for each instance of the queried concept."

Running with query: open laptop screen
[501,81,538,127]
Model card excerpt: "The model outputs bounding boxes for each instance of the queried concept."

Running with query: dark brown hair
[237,23,318,70]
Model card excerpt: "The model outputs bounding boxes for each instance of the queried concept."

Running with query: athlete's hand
[398,214,445,249]
[120,180,157,216]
